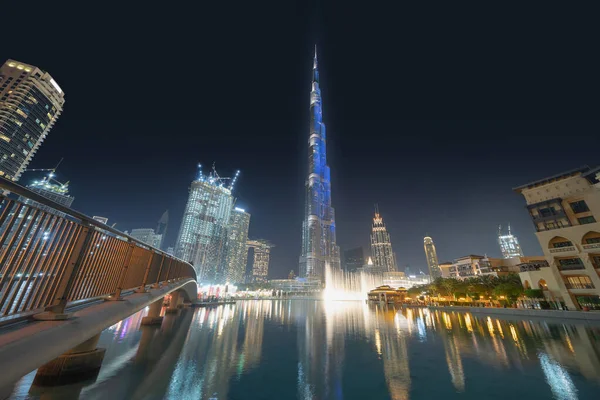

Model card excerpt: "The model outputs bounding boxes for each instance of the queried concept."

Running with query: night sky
[1,2,598,277]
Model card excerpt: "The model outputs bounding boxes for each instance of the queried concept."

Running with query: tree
[493,282,524,304]
[524,288,543,299]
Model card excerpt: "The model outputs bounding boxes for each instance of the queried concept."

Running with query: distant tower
[423,236,442,279]
[174,164,239,282]
[370,206,396,272]
[0,60,65,181]
[498,224,524,259]
[155,210,169,250]
[299,46,341,280]
[248,239,274,282]
[224,207,251,283]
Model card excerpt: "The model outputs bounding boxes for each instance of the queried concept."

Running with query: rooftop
[513,165,594,192]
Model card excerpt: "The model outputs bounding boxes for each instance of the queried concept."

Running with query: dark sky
[1,2,598,277]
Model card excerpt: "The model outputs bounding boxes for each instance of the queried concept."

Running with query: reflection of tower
[423,236,442,279]
[241,301,266,369]
[299,46,341,280]
[373,307,411,400]
[498,224,524,259]
[371,206,397,272]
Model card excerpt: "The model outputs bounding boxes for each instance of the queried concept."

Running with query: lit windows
[566,276,594,289]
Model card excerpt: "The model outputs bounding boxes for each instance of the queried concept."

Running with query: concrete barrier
[427,305,600,321]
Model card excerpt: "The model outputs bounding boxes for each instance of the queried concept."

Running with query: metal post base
[33,311,72,321]
[141,316,163,325]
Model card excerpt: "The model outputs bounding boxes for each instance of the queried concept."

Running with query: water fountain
[323,263,382,301]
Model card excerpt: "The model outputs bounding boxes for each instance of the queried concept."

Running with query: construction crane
[24,158,70,192]
[197,163,240,190]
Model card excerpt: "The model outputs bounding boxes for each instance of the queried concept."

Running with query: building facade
[343,247,365,273]
[130,228,162,248]
[224,207,251,284]
[514,166,600,310]
[371,207,397,272]
[498,224,524,258]
[439,255,545,280]
[174,166,236,283]
[248,239,273,283]
[299,47,341,280]
[155,210,169,250]
[0,60,65,181]
[423,236,442,279]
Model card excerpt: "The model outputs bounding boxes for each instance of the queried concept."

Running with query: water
[9,301,600,399]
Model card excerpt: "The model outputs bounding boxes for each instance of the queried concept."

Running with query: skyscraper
[371,206,396,272]
[248,239,273,282]
[130,228,162,248]
[156,210,169,250]
[224,207,251,283]
[423,236,442,279]
[299,46,341,280]
[343,247,365,273]
[174,165,238,282]
[498,224,524,259]
[0,60,65,181]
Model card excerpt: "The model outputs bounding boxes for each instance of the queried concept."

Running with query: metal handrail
[0,176,196,320]
[0,176,180,261]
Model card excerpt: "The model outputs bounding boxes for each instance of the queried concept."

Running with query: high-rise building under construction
[174,165,239,282]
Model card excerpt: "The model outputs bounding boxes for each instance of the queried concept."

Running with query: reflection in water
[9,302,600,399]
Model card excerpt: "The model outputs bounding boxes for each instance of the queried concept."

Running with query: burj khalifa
[299,46,341,280]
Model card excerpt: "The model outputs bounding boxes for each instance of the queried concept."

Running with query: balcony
[549,246,577,254]
[582,243,600,251]
[564,283,595,290]
[519,261,550,272]
[557,263,586,272]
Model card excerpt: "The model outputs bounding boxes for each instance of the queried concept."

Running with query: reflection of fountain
[323,262,382,301]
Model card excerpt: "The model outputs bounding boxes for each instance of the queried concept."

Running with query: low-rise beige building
[514,166,600,310]
[439,255,544,280]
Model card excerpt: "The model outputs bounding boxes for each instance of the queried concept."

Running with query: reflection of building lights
[486,317,495,337]
[443,313,452,330]
[509,324,519,342]
[464,314,473,333]
[539,352,577,399]
[375,329,382,355]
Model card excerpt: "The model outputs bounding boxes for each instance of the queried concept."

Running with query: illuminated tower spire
[371,206,397,272]
[423,236,442,279]
[299,46,341,279]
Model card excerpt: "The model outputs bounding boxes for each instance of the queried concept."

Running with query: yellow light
[17,65,24,70]
[8,63,15,67]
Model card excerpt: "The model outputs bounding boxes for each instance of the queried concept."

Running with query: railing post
[34,223,95,320]
[108,242,135,301]
[152,256,166,289]
[135,251,154,293]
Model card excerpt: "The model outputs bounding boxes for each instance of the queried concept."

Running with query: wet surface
[9,301,600,399]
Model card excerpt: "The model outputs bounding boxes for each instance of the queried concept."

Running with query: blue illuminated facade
[299,47,341,279]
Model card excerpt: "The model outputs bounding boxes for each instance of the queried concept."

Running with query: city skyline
[1,2,598,278]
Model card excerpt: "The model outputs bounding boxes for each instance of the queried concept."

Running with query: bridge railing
[0,177,196,322]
